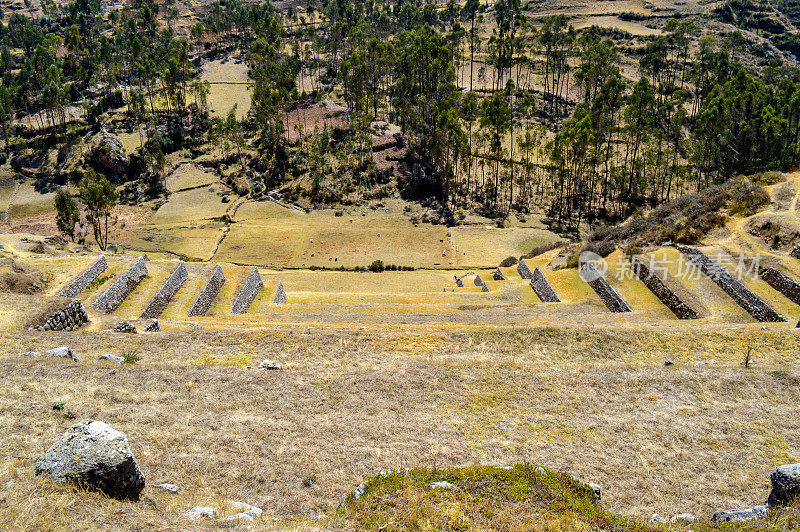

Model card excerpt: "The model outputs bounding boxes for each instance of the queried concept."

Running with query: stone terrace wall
[530,266,560,303]
[474,275,484,287]
[59,256,108,298]
[580,263,632,312]
[37,300,89,331]
[140,262,189,319]
[91,256,148,314]
[677,245,785,322]
[630,258,698,319]
[493,268,506,281]
[230,266,263,314]
[761,267,800,306]
[517,259,533,279]
[273,281,287,304]
[189,265,226,317]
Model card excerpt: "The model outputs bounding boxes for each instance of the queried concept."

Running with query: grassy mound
[335,464,646,531]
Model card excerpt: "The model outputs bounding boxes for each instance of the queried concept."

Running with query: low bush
[499,256,518,267]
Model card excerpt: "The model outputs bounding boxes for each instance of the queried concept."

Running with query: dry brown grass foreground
[1,324,799,530]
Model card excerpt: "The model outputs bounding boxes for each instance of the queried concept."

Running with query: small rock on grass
[228,500,262,516]
[98,354,124,364]
[768,463,800,506]
[18,351,43,357]
[185,506,216,520]
[711,506,767,523]
[430,481,456,490]
[45,347,80,362]
[670,513,696,523]
[257,359,282,370]
[154,483,180,494]
[650,514,668,524]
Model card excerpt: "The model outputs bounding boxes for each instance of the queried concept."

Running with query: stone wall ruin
[188,265,226,317]
[517,259,533,279]
[273,281,287,304]
[580,262,632,312]
[530,266,560,303]
[230,267,263,315]
[36,300,89,331]
[140,262,188,319]
[59,256,108,298]
[676,246,785,322]
[761,267,800,306]
[91,256,148,314]
[630,257,698,319]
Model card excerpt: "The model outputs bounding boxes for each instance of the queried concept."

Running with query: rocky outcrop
[474,275,484,287]
[144,319,160,332]
[188,265,225,317]
[760,267,800,306]
[273,281,287,304]
[34,420,145,501]
[91,257,148,314]
[59,256,108,298]
[493,268,506,281]
[36,300,89,331]
[88,129,128,177]
[140,262,188,319]
[517,259,533,279]
[580,262,632,312]
[768,463,800,506]
[230,267,263,314]
[791,245,800,259]
[630,257,698,319]
[530,266,560,303]
[677,246,785,322]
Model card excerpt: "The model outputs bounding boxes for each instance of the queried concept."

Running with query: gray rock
[711,505,767,523]
[229,500,262,516]
[154,483,180,493]
[257,359,282,370]
[34,420,145,501]
[670,513,696,523]
[112,321,137,333]
[768,463,800,506]
[223,511,258,522]
[430,481,456,490]
[650,514,668,524]
[98,354,124,364]
[18,351,43,357]
[587,482,601,505]
[45,347,79,362]
[664,360,674,366]
[144,319,160,332]
[185,506,217,519]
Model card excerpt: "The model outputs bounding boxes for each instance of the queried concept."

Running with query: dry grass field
[1,325,799,530]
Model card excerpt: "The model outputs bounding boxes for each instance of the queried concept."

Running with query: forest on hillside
[2,0,800,231]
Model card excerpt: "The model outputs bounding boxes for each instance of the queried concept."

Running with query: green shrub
[368,260,385,273]
[122,349,141,365]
